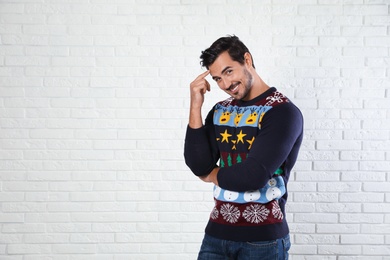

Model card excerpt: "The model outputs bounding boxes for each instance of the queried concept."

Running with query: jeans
[197,234,290,260]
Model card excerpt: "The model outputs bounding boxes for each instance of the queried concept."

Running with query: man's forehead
[209,52,235,76]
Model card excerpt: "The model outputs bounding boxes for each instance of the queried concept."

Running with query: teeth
[231,84,239,92]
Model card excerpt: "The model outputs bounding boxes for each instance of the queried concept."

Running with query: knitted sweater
[184,87,303,242]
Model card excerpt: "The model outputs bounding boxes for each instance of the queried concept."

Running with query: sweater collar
[236,87,276,106]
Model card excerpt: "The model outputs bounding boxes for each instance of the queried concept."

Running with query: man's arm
[184,107,220,177]
[184,70,220,178]
[216,103,304,192]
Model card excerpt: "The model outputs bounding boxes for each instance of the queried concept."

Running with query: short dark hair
[200,35,255,69]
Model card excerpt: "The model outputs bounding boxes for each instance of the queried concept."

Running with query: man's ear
[244,52,253,68]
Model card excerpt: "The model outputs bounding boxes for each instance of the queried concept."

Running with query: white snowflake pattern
[210,207,219,220]
[243,204,270,224]
[272,201,284,220]
[220,203,240,223]
[265,92,286,106]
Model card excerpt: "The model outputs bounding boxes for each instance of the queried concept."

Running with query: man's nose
[222,77,231,90]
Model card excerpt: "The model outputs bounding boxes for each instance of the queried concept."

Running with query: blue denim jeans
[197,234,290,260]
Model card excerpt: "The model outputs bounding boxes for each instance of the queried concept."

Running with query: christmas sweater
[184,87,303,242]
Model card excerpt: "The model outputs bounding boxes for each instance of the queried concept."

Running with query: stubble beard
[238,68,253,101]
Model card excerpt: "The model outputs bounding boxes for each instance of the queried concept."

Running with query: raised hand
[189,70,210,110]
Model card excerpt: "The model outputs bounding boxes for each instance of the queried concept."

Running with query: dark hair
[200,35,255,69]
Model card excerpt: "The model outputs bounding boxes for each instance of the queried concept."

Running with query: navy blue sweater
[184,87,303,242]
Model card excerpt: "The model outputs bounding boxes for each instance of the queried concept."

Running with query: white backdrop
[0,0,389,259]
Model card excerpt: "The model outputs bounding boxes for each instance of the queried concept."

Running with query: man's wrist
[211,167,219,186]
[189,107,203,129]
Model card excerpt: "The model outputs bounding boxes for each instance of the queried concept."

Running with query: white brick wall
[0,0,389,259]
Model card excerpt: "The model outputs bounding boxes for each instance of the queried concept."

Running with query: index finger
[196,70,210,80]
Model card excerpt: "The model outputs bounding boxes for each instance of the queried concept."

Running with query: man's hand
[189,70,210,129]
[199,167,219,186]
[190,70,210,109]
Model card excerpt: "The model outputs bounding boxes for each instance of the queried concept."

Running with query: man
[184,35,303,260]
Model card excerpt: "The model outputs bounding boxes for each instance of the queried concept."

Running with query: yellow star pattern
[220,129,232,143]
[231,140,237,150]
[236,130,247,144]
[246,136,255,150]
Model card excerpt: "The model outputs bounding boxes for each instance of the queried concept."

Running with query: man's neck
[243,74,270,101]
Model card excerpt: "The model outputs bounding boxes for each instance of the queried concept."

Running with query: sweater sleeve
[217,102,303,192]
[184,107,220,176]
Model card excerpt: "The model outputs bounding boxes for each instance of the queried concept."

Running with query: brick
[52,244,96,254]
[343,4,388,15]
[343,26,388,37]
[272,15,316,26]
[294,192,339,202]
[321,57,364,68]
[364,203,390,213]
[288,182,317,192]
[340,192,384,203]
[318,182,361,192]
[295,213,338,223]
[342,68,386,78]
[318,245,362,255]
[304,130,343,139]
[341,150,386,160]
[360,161,390,172]
[7,244,51,255]
[363,140,390,151]
[292,257,336,260]
[25,213,70,223]
[5,56,50,66]
[140,243,184,254]
[365,15,390,25]
[320,36,363,47]
[2,224,46,233]
[341,234,384,245]
[361,224,390,234]
[296,87,340,99]
[92,223,136,233]
[317,224,360,234]
[340,213,384,223]
[288,244,317,255]
[97,244,140,254]
[47,202,92,212]
[314,118,360,130]
[317,140,361,150]
[24,234,69,244]
[316,203,361,213]
[0,14,45,24]
[314,160,359,171]
[70,192,115,202]
[0,213,24,223]
[339,257,382,260]
[343,46,388,57]
[295,170,340,181]
[363,245,390,256]
[295,234,339,244]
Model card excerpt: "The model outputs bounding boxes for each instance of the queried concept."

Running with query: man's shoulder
[263,89,290,107]
[216,97,235,107]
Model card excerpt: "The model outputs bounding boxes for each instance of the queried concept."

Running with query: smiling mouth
[228,83,240,93]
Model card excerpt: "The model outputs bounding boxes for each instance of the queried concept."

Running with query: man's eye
[226,70,233,75]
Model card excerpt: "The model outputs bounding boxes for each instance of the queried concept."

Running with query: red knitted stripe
[209,200,284,227]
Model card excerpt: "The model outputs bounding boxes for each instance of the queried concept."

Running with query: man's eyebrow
[221,66,232,75]
[212,66,232,81]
